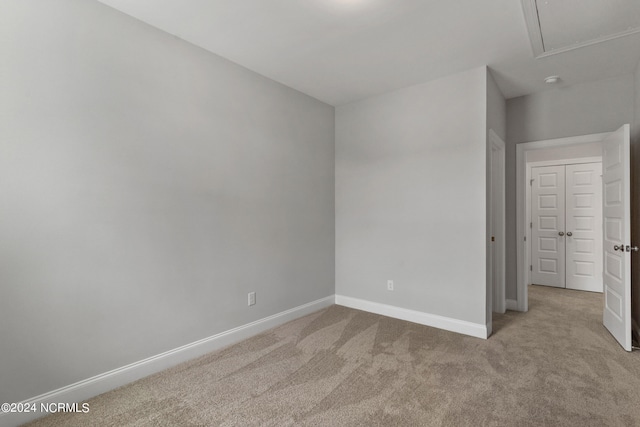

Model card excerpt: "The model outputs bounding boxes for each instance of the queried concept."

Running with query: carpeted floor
[24,285,640,426]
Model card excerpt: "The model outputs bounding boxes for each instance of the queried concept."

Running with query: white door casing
[602,124,631,351]
[531,165,566,288]
[565,163,603,292]
[518,132,610,312]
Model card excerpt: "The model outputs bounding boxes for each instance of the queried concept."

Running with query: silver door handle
[627,245,639,252]
[566,232,572,237]
[558,232,565,236]
[614,245,623,251]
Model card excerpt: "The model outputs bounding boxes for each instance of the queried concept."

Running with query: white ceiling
[96,0,640,106]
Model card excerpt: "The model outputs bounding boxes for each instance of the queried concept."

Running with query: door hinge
[530,265,533,271]
[530,222,532,229]
[524,236,527,242]
[491,236,495,242]
[530,178,534,186]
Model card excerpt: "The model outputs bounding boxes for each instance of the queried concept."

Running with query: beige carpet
[24,285,640,426]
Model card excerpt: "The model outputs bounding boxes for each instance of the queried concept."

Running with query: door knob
[558,231,565,236]
[627,245,639,252]
[566,232,572,237]
[614,245,623,251]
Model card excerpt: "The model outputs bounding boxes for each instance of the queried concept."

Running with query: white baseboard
[506,299,518,311]
[335,295,487,339]
[0,295,335,427]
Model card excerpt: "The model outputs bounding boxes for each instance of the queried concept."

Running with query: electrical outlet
[248,292,256,306]
[387,280,394,291]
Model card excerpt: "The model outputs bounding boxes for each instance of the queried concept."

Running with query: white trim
[0,296,335,427]
[506,299,519,311]
[536,27,640,59]
[335,295,488,339]
[516,132,608,312]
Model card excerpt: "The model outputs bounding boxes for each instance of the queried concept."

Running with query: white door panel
[565,163,603,292]
[602,124,631,351]
[531,165,565,288]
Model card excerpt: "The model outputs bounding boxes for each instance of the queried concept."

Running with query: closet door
[565,163,603,292]
[531,165,566,288]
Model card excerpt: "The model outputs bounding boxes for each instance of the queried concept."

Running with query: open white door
[602,124,632,351]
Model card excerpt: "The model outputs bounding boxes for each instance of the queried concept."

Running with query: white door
[602,124,632,351]
[531,165,566,288]
[565,163,603,292]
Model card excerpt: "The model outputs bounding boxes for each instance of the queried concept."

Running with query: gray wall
[487,71,507,142]
[0,0,334,404]
[525,142,602,163]
[486,70,506,324]
[505,75,636,300]
[335,67,488,326]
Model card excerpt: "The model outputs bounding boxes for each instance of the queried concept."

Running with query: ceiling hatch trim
[521,0,640,58]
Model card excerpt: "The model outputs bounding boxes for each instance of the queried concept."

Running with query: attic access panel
[521,0,640,57]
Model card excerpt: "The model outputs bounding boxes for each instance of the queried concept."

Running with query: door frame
[489,130,506,314]
[516,132,608,311]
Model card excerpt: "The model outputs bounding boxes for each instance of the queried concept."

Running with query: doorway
[530,162,603,292]
[515,132,607,311]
